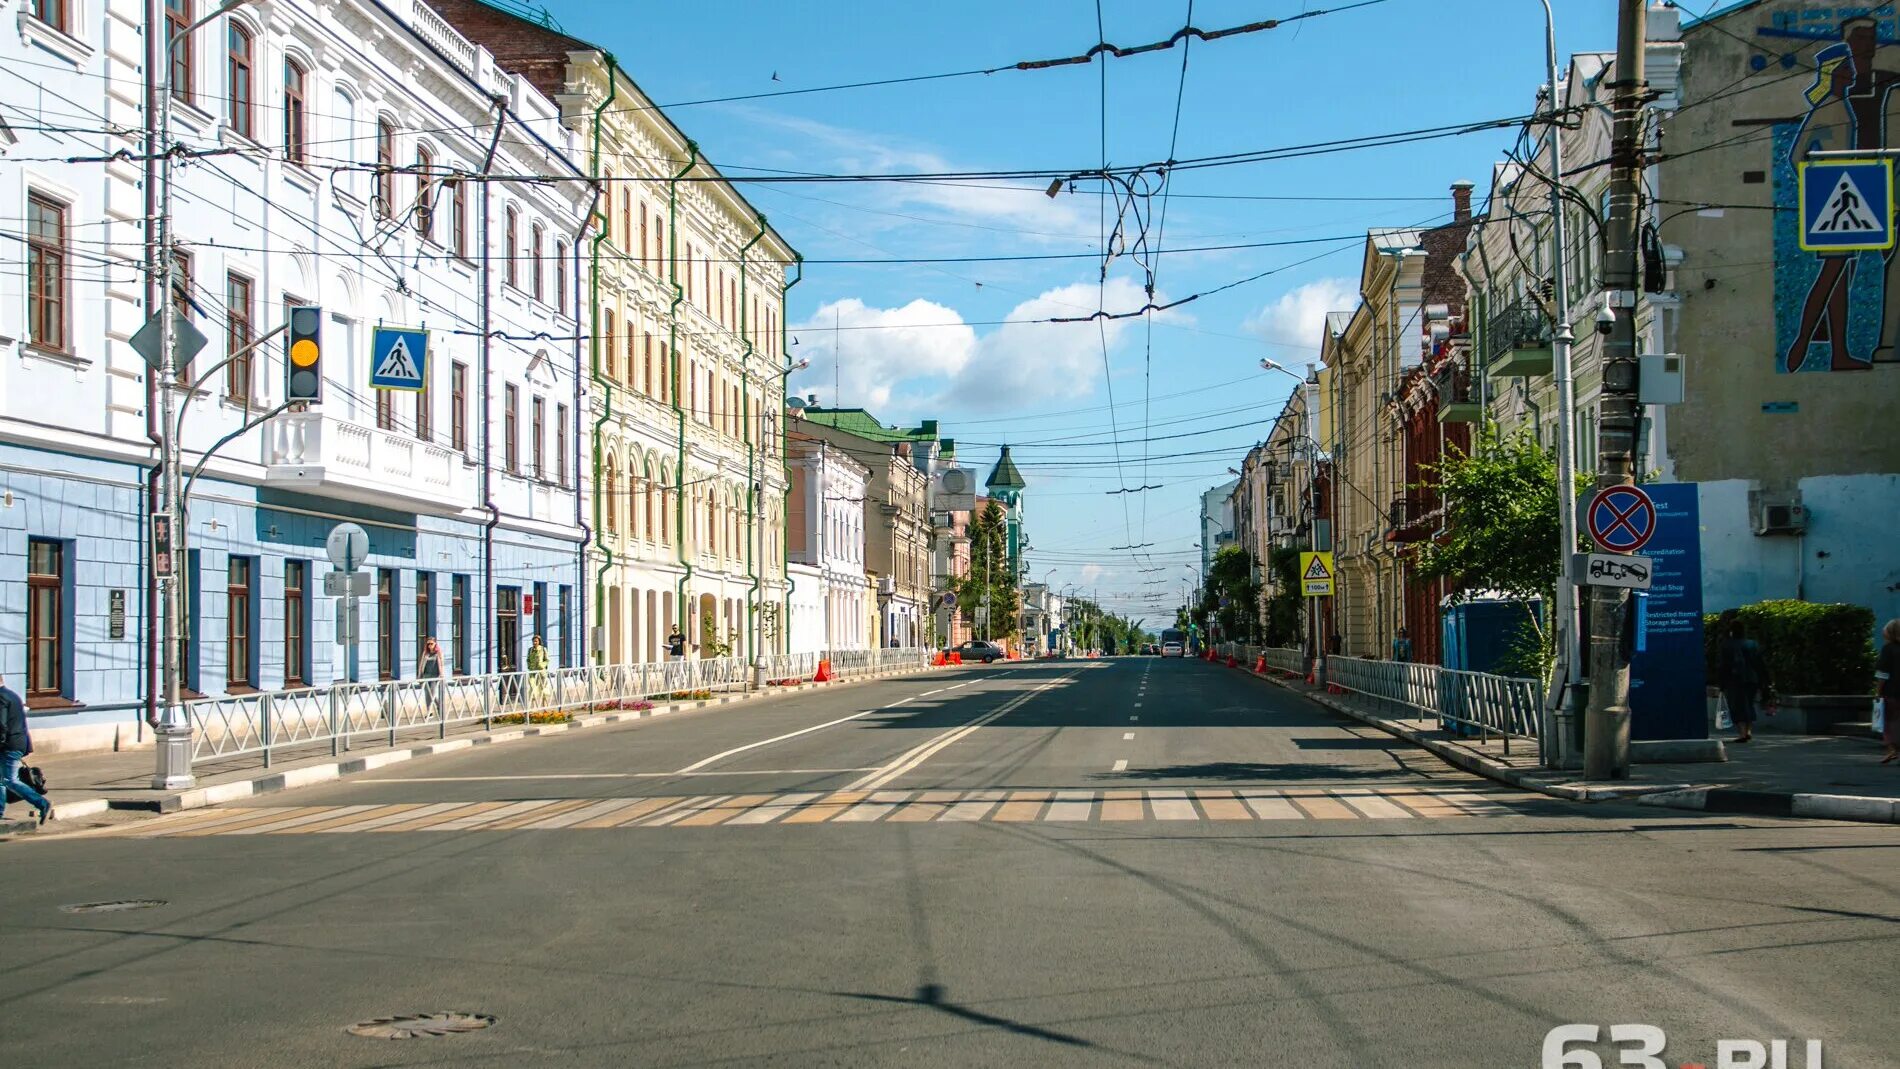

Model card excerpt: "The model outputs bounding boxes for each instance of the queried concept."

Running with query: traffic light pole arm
[170,322,289,445]
[180,399,296,515]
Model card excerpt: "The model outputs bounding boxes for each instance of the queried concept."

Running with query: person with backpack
[1716,620,1771,743]
[1,675,52,825]
[1876,618,1898,764]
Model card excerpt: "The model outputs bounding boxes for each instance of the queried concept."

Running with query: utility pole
[1585,0,1647,780]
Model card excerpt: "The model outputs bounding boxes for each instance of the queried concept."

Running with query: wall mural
[1766,11,1900,372]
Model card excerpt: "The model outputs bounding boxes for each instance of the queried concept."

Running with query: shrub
[666,689,714,701]
[1702,600,1876,695]
[588,698,654,712]
[492,710,574,726]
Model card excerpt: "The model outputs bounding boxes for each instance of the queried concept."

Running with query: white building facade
[1,0,589,731]
[785,430,869,653]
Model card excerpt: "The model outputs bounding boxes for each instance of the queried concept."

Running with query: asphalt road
[5,657,1893,1068]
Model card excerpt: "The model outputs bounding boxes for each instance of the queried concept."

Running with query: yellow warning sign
[1299,552,1335,597]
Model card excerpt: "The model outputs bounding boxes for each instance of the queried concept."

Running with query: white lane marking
[834,791,911,823]
[1111,759,1129,772]
[1122,732,1136,740]
[1129,716,1139,722]
[1134,702,1143,708]
[1045,790,1094,821]
[846,673,1076,792]
[313,802,462,834]
[1331,791,1414,819]
[365,769,881,783]
[1148,791,1199,821]
[673,703,911,774]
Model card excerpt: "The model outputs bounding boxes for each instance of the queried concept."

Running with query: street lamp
[152,0,260,790]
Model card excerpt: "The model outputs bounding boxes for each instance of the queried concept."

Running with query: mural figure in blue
[1782,17,1895,373]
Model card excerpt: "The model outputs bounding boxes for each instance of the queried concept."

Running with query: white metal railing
[1324,655,1542,755]
[181,646,937,768]
[1262,647,1304,675]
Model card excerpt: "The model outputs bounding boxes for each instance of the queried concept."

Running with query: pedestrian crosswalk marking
[107,785,1534,837]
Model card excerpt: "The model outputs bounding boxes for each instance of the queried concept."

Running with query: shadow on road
[1093,761,1430,783]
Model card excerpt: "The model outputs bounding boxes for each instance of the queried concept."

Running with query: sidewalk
[1,665,942,837]
[1232,662,1900,824]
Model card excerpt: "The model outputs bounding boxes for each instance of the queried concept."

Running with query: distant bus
[1160,628,1187,657]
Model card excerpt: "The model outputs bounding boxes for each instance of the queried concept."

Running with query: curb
[1236,665,1900,825]
[17,665,945,830]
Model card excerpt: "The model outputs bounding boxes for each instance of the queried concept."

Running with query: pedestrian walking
[526,634,550,705]
[667,628,686,661]
[1715,619,1771,743]
[1,675,52,825]
[1392,627,1413,663]
[417,636,445,720]
[1876,618,1899,764]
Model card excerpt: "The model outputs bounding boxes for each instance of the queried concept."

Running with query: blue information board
[1626,483,1706,740]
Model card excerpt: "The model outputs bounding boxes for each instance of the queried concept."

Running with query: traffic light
[286,305,322,402]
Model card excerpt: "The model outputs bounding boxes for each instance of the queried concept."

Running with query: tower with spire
[984,445,1027,578]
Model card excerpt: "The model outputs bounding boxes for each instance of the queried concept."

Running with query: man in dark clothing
[1,676,52,824]
[666,630,687,660]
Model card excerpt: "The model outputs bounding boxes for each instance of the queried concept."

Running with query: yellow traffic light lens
[290,338,319,366]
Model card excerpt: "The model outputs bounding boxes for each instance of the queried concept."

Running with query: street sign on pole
[1798,159,1894,253]
[335,596,359,645]
[369,326,428,390]
[326,522,370,570]
[1585,484,1657,554]
[130,310,207,371]
[1298,551,1335,597]
[324,570,371,598]
[1575,552,1654,590]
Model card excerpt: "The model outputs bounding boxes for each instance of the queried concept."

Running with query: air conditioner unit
[1748,489,1807,536]
[878,576,897,595]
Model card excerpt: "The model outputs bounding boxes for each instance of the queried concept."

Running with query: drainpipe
[142,0,162,725]
[780,254,803,652]
[738,214,766,663]
[587,58,620,662]
[668,141,701,638]
[477,100,507,672]
[571,185,601,668]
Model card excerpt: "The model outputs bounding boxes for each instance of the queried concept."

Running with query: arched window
[628,459,641,539]
[504,206,519,288]
[623,330,636,389]
[167,0,194,105]
[555,241,568,315]
[448,177,468,257]
[414,145,434,240]
[530,222,545,301]
[602,309,616,380]
[226,22,254,139]
[660,472,672,544]
[644,465,657,539]
[604,460,619,537]
[282,58,307,164]
[375,118,396,218]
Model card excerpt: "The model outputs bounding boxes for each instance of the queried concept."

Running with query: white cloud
[789,277,1162,418]
[788,298,976,411]
[1243,277,1359,358]
[1079,564,1109,585]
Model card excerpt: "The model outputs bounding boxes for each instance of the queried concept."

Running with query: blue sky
[558,0,1622,625]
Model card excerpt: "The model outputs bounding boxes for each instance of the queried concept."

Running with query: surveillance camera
[1595,305,1615,336]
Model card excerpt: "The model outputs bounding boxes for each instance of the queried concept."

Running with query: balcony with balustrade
[260,410,471,514]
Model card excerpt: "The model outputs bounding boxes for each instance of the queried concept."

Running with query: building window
[284,560,307,686]
[495,586,521,673]
[531,395,545,480]
[375,117,396,218]
[226,556,253,688]
[26,539,65,700]
[26,193,68,354]
[166,0,193,104]
[415,365,431,442]
[447,177,468,257]
[225,273,253,402]
[282,58,307,164]
[604,462,618,536]
[504,206,519,288]
[503,383,519,473]
[415,145,434,240]
[603,309,616,382]
[226,21,254,139]
[416,571,433,640]
[639,204,649,272]
[377,568,396,680]
[451,574,469,674]
[30,0,69,33]
[450,360,468,453]
[530,223,545,301]
[559,586,572,668]
[555,402,568,487]
[555,241,568,315]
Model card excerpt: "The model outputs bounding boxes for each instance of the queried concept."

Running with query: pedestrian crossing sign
[1798,159,1894,252]
[1299,551,1334,597]
[370,326,428,391]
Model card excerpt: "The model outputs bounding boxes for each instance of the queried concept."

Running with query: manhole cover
[347,1012,496,1040]
[60,899,167,914]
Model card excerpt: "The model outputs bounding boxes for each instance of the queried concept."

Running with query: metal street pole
[1584,0,1647,780]
[1536,0,1585,771]
[153,0,257,790]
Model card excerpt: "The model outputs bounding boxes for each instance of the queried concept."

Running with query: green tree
[955,501,1020,641]
[1263,545,1305,646]
[1196,545,1261,642]
[1411,428,1583,679]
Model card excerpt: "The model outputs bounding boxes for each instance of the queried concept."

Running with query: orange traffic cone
[1254,655,1266,673]
[949,651,963,665]
[814,658,833,683]
[933,651,947,666]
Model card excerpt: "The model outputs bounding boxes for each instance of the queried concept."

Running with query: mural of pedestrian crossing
[112,786,1535,836]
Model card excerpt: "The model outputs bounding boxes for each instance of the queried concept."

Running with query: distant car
[955,640,1006,664]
